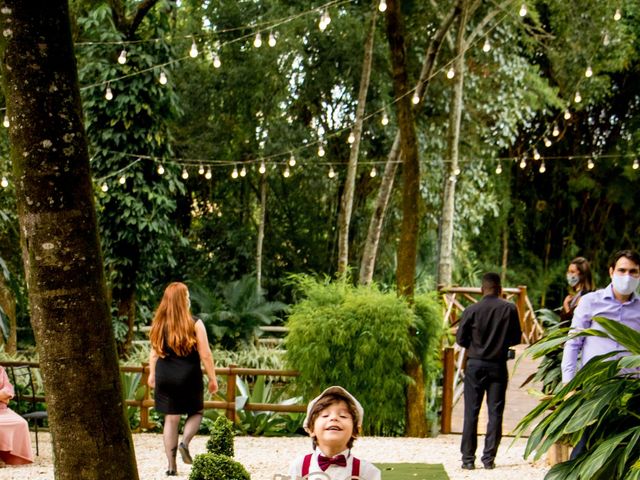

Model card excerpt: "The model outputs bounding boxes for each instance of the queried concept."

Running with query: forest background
[0,0,639,355]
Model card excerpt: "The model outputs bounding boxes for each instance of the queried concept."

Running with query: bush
[206,416,234,457]
[188,453,250,480]
[284,276,415,435]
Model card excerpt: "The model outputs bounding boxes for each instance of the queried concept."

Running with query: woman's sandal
[166,469,177,476]
[178,442,193,464]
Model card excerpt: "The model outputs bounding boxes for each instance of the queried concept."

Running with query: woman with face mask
[560,257,594,324]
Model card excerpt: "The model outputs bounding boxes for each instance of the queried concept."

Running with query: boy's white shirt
[287,448,381,480]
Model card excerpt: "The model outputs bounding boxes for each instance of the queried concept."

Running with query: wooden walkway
[450,343,542,436]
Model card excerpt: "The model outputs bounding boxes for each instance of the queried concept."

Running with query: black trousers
[461,358,508,465]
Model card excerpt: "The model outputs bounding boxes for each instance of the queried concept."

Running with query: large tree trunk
[337,4,377,277]
[359,1,462,285]
[256,174,267,290]
[0,2,139,479]
[385,0,424,437]
[437,0,469,287]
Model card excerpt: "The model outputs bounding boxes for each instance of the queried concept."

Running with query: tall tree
[0,2,138,478]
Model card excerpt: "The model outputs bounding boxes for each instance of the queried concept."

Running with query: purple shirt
[561,284,640,383]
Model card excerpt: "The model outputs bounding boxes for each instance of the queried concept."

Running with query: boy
[288,386,381,480]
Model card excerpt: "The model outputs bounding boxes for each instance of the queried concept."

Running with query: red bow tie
[318,454,347,471]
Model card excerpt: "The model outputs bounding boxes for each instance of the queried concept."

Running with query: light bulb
[585,66,593,78]
[633,159,639,170]
[564,110,571,120]
[328,166,336,178]
[232,166,239,178]
[289,155,296,167]
[240,166,247,177]
[0,176,8,188]
[370,167,377,177]
[348,132,355,144]
[539,162,546,173]
[519,158,527,169]
[198,165,205,175]
[552,125,560,137]
[495,163,502,174]
[482,39,491,52]
[2,115,8,128]
[544,137,552,147]
[412,93,420,104]
[159,71,167,85]
[318,10,331,31]
[268,32,276,47]
[381,113,389,126]
[318,145,325,157]
[446,67,455,79]
[205,168,212,179]
[190,40,198,58]
[378,0,387,12]
[519,4,527,17]
[253,33,262,48]
[213,54,221,68]
[587,158,595,170]
[117,49,127,64]
[603,33,610,46]
[181,168,189,179]
[614,8,621,21]
[105,86,113,100]
[119,175,126,185]
[283,166,291,178]
[533,149,540,160]
[157,164,165,175]
[574,91,582,103]
[453,167,461,176]
[259,162,266,174]
[101,183,108,192]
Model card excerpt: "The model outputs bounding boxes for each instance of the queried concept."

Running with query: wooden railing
[438,285,544,434]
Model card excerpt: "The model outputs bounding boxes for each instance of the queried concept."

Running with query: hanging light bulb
[318,145,325,157]
[253,32,262,48]
[231,166,239,178]
[159,71,168,85]
[539,161,546,173]
[585,66,593,78]
[381,112,389,126]
[603,32,610,46]
[633,159,639,170]
[552,124,560,137]
[117,49,127,64]
[268,31,277,47]
[289,155,296,167]
[101,183,109,192]
[446,67,455,79]
[105,86,113,100]
[2,115,9,128]
[533,149,541,160]
[319,10,331,31]
[587,158,595,170]
[519,157,527,169]
[519,3,527,17]
[212,53,222,69]
[482,39,491,53]
[412,93,420,104]
[564,110,571,120]
[328,166,336,178]
[283,165,291,178]
[205,168,212,180]
[614,8,621,21]
[259,162,266,174]
[181,168,189,179]
[453,166,461,176]
[157,164,165,175]
[239,166,247,177]
[198,165,205,175]
[378,0,387,12]
[370,166,377,177]
[117,175,126,185]
[190,39,198,58]
[544,137,552,147]
[0,176,8,188]
[495,163,502,174]
[347,132,355,144]
[574,91,582,103]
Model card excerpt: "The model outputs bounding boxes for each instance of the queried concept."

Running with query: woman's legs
[163,414,181,472]
[181,411,203,448]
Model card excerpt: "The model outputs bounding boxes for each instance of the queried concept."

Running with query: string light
[370,166,377,177]
[453,166,461,176]
[552,124,560,137]
[482,39,491,52]
[268,31,277,47]
[240,166,247,177]
[587,158,595,170]
[157,164,165,175]
[318,145,325,157]
[539,161,546,173]
[574,91,582,103]
[105,85,113,100]
[118,175,126,185]
[633,159,639,170]
[319,9,331,31]
[446,67,455,79]
[519,4,527,17]
[2,115,9,128]
[101,183,109,192]
[181,168,189,179]
[533,149,540,160]
[288,154,296,167]
[189,39,198,58]
[614,8,621,21]
[519,157,527,169]
[378,0,387,12]
[231,166,239,178]
[117,49,127,64]
[495,163,502,174]
[253,32,262,48]
[205,167,212,179]
[544,137,552,147]
[564,110,571,120]
[411,93,420,104]
[328,166,336,178]
[347,132,355,144]
[159,71,168,85]
[283,165,291,178]
[603,33,610,46]
[259,162,266,174]
[585,66,593,78]
[1,176,8,188]
[198,164,205,175]
[381,112,389,126]
[212,53,222,69]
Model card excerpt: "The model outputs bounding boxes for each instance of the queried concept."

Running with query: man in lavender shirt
[561,249,640,458]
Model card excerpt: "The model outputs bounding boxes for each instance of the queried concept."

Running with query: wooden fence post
[517,285,527,341]
[441,347,454,434]
[140,362,152,430]
[226,364,237,422]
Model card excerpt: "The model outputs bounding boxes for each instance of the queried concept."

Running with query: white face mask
[612,274,640,296]
[566,275,580,287]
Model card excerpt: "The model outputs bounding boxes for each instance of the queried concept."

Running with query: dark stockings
[163,414,180,472]
[182,412,203,449]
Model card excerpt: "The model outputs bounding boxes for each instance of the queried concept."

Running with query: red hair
[149,282,197,357]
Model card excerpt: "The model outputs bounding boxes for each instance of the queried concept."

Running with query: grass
[375,463,449,479]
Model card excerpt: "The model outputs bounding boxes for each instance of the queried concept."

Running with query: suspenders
[301,453,361,477]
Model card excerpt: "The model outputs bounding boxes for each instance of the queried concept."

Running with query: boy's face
[310,400,354,452]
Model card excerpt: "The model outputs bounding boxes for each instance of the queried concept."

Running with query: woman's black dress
[154,320,203,415]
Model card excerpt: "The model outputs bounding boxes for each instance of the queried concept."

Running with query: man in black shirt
[455,272,522,470]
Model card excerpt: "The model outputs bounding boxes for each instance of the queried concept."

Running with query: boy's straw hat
[303,386,364,432]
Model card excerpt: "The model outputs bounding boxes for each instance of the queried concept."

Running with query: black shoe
[179,442,193,464]
[483,462,495,469]
[166,470,177,476]
[462,462,475,470]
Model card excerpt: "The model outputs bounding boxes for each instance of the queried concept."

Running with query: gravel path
[1,432,548,479]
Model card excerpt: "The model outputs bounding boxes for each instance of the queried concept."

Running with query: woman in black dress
[148,282,218,476]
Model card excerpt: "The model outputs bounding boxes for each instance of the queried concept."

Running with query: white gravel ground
[1,432,548,479]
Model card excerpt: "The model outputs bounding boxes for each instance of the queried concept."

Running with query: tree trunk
[0,274,17,354]
[0,2,139,479]
[337,4,377,277]
[501,224,508,285]
[385,0,425,437]
[437,0,469,287]
[256,174,267,290]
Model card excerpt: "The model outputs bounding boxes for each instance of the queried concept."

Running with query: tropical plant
[515,317,640,479]
[120,370,146,429]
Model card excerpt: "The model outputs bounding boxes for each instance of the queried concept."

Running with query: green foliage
[515,318,640,479]
[120,371,145,429]
[285,276,414,435]
[206,416,235,457]
[188,453,250,480]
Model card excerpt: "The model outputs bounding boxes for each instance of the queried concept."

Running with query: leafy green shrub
[206,416,234,457]
[285,276,414,435]
[188,453,250,480]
